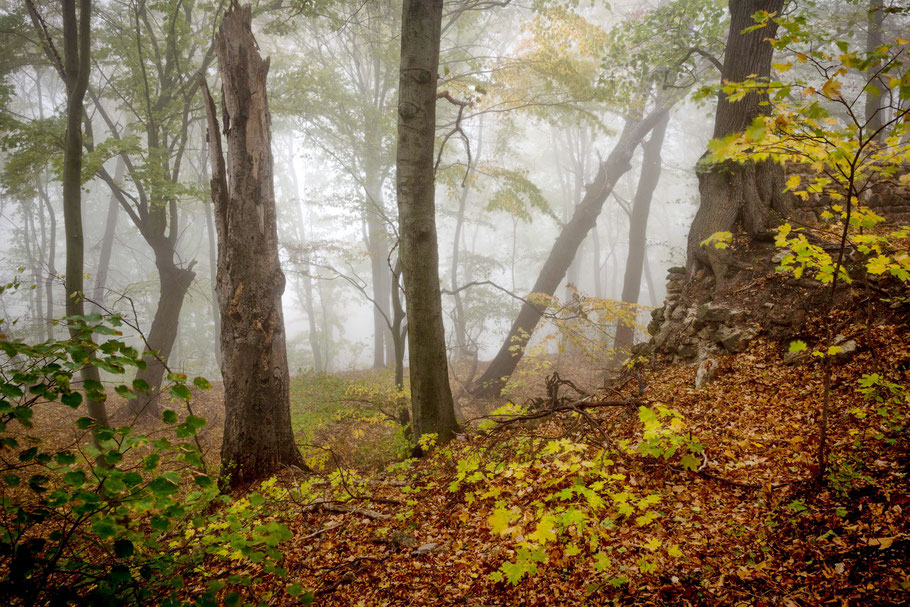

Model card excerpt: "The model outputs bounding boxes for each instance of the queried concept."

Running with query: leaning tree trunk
[396,0,458,444]
[202,4,304,488]
[613,109,670,356]
[686,0,790,279]
[130,244,195,417]
[472,107,672,398]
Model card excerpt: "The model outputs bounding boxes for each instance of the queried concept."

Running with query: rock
[389,531,417,549]
[783,349,810,365]
[411,542,441,557]
[696,303,731,324]
[667,266,686,276]
[654,323,673,348]
[677,343,698,360]
[716,325,757,353]
[631,342,654,357]
[772,250,788,264]
[695,358,719,389]
[671,305,687,321]
[833,337,858,362]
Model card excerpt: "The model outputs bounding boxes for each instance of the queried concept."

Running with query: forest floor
[21,314,910,606]
[161,321,907,605]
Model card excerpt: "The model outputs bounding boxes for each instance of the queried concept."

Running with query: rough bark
[473,108,672,397]
[396,0,458,443]
[686,0,790,279]
[613,109,670,356]
[57,0,108,427]
[202,4,304,488]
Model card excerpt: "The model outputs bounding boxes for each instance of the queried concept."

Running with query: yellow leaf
[667,544,683,558]
[533,515,557,544]
[785,175,801,191]
[821,78,842,99]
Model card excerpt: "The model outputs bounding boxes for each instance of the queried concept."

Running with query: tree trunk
[60,0,107,427]
[38,180,57,342]
[364,138,391,369]
[89,154,125,315]
[203,193,222,369]
[865,0,885,140]
[686,0,790,279]
[202,4,304,488]
[396,0,458,444]
[131,243,195,417]
[472,108,671,398]
[613,109,670,356]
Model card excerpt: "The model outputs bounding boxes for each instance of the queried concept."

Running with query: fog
[0,0,718,379]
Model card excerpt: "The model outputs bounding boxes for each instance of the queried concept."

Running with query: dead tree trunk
[472,107,671,398]
[396,0,458,444]
[202,4,304,488]
[686,0,790,280]
[613,109,670,356]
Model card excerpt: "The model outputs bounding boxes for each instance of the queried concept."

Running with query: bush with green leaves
[0,313,301,605]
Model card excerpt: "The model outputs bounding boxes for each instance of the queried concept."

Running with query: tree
[686,0,791,280]
[612,109,671,355]
[24,0,109,426]
[471,107,671,397]
[396,0,458,444]
[202,5,304,487]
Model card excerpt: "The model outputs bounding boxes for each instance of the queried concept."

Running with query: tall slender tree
[396,0,458,444]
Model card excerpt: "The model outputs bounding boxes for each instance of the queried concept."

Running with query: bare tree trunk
[643,253,658,307]
[613,109,670,356]
[686,0,790,280]
[38,180,57,342]
[60,0,107,426]
[89,154,125,314]
[396,0,458,444]
[203,199,222,369]
[131,244,195,416]
[591,223,602,298]
[202,4,304,488]
[472,108,671,397]
[865,0,885,140]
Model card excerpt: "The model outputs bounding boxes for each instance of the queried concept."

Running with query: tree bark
[472,108,671,398]
[202,4,304,488]
[864,0,885,140]
[686,0,790,279]
[38,180,57,342]
[89,154,124,315]
[613,109,670,356]
[396,0,458,444]
[59,0,108,427]
[130,244,195,416]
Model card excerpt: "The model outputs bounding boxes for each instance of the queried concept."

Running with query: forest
[0,0,908,604]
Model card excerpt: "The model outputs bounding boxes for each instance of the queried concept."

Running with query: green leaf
[193,377,211,391]
[61,391,83,408]
[114,539,134,558]
[170,384,192,400]
[149,476,180,496]
[161,410,178,424]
